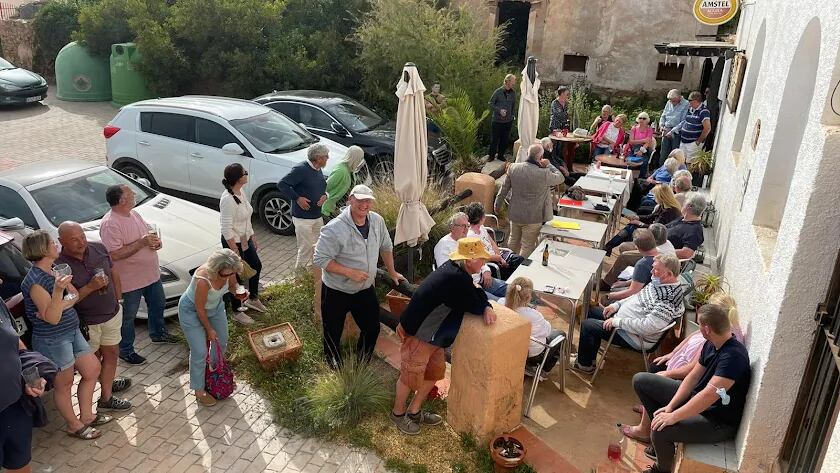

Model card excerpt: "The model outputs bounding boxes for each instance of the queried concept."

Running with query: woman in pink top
[621,292,744,444]
[623,112,656,178]
[591,114,626,157]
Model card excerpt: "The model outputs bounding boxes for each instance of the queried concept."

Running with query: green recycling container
[110,43,153,106]
[55,42,112,102]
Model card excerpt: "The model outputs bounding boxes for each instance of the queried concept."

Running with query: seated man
[391,237,497,435]
[434,212,507,300]
[573,254,684,373]
[616,192,706,260]
[633,303,751,473]
[601,229,658,300]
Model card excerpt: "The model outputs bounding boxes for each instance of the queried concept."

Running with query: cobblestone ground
[3,95,384,472]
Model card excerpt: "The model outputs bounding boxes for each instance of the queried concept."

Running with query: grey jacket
[313,208,393,294]
[489,86,516,123]
[494,160,564,225]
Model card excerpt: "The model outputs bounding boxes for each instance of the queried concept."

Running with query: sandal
[87,413,114,427]
[621,424,651,444]
[68,425,102,440]
[633,404,643,414]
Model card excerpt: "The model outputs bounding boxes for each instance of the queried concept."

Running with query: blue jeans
[120,279,166,356]
[484,277,508,301]
[178,296,228,391]
[593,146,612,157]
[576,307,634,367]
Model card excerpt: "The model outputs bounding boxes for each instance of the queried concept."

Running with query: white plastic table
[540,216,608,248]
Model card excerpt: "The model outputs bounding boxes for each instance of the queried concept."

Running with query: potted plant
[688,149,715,186]
[693,273,729,308]
[489,435,527,471]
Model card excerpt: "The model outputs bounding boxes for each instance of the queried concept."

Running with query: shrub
[353,0,506,118]
[306,355,390,430]
[369,179,454,244]
[431,89,488,175]
[33,0,81,71]
[74,0,135,57]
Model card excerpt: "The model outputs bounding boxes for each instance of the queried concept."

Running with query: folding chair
[589,321,676,384]
[484,214,508,246]
[524,334,567,417]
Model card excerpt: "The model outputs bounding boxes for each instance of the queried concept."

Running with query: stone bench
[675,440,738,472]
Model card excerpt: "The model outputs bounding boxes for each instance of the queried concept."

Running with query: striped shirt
[21,266,80,338]
[679,104,711,144]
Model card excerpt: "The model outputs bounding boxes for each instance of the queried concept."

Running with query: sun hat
[349,184,375,200]
[449,237,492,261]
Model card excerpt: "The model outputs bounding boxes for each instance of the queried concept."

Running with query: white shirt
[433,234,491,283]
[657,241,676,256]
[467,226,495,254]
[514,305,552,357]
[599,124,620,148]
[219,190,255,241]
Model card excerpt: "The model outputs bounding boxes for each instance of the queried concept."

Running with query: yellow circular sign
[693,0,739,26]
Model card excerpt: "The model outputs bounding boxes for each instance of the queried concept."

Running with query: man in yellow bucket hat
[390,237,497,435]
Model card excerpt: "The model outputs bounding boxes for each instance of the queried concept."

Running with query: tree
[33,0,82,71]
[74,0,135,57]
[353,0,506,118]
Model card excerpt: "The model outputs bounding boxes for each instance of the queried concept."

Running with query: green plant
[306,354,390,430]
[567,76,593,131]
[384,458,429,473]
[33,0,81,71]
[73,0,135,57]
[431,89,489,175]
[693,273,729,305]
[369,179,454,244]
[689,148,715,175]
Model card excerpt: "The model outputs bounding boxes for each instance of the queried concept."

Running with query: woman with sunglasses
[220,163,265,324]
[624,112,656,178]
[178,249,243,407]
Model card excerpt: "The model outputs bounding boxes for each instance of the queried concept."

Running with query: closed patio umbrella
[516,57,541,162]
[393,62,435,248]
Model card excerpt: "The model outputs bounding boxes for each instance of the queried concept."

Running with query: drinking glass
[22,366,40,388]
[94,267,108,295]
[52,263,76,300]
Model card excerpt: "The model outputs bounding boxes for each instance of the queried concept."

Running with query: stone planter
[489,435,526,472]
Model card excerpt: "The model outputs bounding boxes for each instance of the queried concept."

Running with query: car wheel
[371,154,394,183]
[118,162,156,187]
[259,191,294,235]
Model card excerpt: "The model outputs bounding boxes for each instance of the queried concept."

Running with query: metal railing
[0,2,19,20]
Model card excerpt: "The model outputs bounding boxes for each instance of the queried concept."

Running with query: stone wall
[0,19,35,70]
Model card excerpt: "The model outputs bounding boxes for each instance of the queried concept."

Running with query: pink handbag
[204,341,235,400]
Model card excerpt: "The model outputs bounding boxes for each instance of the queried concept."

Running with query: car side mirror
[330,123,348,136]
[136,178,152,187]
[0,218,25,231]
[222,143,245,155]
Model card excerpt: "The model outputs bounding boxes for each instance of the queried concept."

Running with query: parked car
[0,161,221,318]
[105,96,351,235]
[0,56,48,105]
[252,90,451,181]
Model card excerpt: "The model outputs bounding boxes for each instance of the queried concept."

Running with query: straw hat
[449,237,492,261]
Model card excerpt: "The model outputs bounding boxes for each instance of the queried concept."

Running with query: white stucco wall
[708,1,840,471]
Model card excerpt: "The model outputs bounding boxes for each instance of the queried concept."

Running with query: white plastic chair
[589,321,676,384]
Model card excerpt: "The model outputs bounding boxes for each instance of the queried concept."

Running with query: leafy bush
[74,0,135,57]
[353,0,506,118]
[306,355,390,430]
[33,0,81,71]
[431,89,488,175]
[369,179,454,244]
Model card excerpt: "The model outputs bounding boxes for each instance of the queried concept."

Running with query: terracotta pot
[385,289,411,318]
[489,435,527,471]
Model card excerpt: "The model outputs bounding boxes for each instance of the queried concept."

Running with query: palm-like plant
[431,89,489,175]
[689,149,715,176]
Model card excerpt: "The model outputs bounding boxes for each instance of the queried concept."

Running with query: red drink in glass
[607,443,622,462]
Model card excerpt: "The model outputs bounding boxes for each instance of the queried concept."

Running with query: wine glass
[52,263,76,300]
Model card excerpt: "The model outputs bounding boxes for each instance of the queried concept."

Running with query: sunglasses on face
[219,271,236,278]
[452,223,468,228]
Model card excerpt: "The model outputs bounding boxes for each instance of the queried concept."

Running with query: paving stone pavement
[3,94,385,472]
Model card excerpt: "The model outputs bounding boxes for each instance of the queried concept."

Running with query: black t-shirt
[692,337,751,426]
[666,218,704,250]
[0,301,22,412]
[356,217,370,239]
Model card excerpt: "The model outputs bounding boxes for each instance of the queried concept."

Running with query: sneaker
[408,410,443,426]
[571,360,595,374]
[196,393,217,407]
[390,412,420,435]
[244,298,267,313]
[232,311,255,325]
[644,445,657,461]
[236,306,249,313]
[112,377,132,393]
[151,333,179,344]
[524,365,549,381]
[97,396,132,411]
[119,353,146,365]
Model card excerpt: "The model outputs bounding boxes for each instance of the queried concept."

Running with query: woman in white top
[220,163,265,321]
[503,277,565,381]
[464,202,523,280]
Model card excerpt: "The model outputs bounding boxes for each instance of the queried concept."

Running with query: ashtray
[262,331,287,349]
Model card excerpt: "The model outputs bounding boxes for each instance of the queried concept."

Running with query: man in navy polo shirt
[632,303,751,473]
[676,91,711,164]
[279,143,329,269]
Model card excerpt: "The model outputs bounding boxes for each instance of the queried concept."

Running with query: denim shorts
[32,328,91,371]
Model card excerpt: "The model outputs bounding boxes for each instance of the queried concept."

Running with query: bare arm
[109,235,152,261]
[112,268,122,301]
[192,279,212,331]
[30,283,68,325]
[697,119,711,144]
[675,247,695,260]
[670,375,735,421]
[665,360,704,409]
[661,348,702,380]
[19,339,26,350]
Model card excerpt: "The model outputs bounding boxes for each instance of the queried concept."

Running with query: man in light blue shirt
[658,89,689,168]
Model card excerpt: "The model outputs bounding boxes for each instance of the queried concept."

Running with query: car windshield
[230,110,318,154]
[0,57,14,70]
[29,169,154,226]
[325,100,383,133]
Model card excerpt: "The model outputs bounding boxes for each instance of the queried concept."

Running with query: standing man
[313,184,404,367]
[494,144,565,257]
[57,221,132,412]
[658,89,689,170]
[278,143,329,270]
[100,184,176,366]
[391,237,496,435]
[676,91,711,165]
[488,74,517,162]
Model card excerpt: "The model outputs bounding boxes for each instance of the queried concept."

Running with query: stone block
[447,302,530,443]
[454,172,496,212]
[0,19,35,70]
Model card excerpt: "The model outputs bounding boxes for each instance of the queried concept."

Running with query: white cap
[349,184,375,201]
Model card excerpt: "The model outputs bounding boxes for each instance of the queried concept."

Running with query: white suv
[105,96,349,235]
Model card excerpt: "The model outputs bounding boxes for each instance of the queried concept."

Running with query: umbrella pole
[407,245,416,282]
